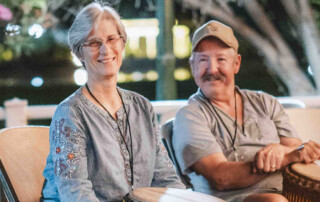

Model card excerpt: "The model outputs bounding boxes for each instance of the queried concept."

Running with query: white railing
[1,96,320,128]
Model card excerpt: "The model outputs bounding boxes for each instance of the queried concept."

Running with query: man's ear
[190,61,195,76]
[234,54,241,74]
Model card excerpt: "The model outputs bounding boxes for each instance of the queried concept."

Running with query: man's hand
[253,143,289,174]
[284,140,320,165]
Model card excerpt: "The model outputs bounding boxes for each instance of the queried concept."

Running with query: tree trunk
[280,0,320,94]
[242,0,315,95]
[177,0,317,95]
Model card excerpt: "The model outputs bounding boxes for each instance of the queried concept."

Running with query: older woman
[41,2,185,201]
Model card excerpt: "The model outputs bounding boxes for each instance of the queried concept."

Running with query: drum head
[291,163,320,181]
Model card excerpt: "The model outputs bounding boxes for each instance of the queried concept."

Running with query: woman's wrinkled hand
[284,140,320,165]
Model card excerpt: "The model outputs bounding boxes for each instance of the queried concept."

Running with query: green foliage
[310,0,320,6]
[310,0,320,30]
[0,0,47,61]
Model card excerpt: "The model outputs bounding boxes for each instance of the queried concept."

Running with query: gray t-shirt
[42,87,185,202]
[172,87,299,202]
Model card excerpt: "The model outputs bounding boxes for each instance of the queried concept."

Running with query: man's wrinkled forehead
[194,52,210,57]
[193,50,225,58]
[193,51,213,56]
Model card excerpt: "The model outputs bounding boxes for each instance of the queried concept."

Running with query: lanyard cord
[85,84,134,187]
[200,89,238,151]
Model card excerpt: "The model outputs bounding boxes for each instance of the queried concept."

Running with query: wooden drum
[282,162,320,202]
[123,187,225,202]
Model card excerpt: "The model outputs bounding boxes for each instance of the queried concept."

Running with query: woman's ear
[81,61,86,69]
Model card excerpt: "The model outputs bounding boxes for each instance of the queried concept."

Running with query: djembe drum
[282,162,320,202]
[123,187,225,202]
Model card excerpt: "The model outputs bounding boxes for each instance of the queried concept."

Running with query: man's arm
[253,93,303,173]
[191,153,267,191]
[280,136,302,148]
[253,137,302,173]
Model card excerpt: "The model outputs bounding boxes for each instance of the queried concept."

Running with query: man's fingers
[264,153,271,173]
[255,152,264,171]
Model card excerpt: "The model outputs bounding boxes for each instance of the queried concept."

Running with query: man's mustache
[202,73,225,82]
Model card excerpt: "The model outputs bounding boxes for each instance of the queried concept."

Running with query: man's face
[191,37,241,99]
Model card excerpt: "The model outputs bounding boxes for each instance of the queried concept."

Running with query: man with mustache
[172,20,320,202]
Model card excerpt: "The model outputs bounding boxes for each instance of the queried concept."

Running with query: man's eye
[199,58,208,62]
[218,58,226,61]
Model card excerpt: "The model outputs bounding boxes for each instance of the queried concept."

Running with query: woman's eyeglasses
[82,35,123,51]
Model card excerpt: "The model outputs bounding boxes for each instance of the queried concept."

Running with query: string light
[31,77,44,87]
[74,68,87,85]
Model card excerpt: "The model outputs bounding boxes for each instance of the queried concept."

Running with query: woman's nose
[99,42,111,55]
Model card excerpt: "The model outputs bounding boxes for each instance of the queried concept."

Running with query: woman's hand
[284,140,320,165]
[253,143,289,174]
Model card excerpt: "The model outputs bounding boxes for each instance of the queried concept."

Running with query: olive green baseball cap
[192,20,238,52]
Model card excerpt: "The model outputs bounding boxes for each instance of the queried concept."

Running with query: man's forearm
[206,161,268,190]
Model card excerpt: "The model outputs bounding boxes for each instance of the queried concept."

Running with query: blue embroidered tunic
[42,87,185,201]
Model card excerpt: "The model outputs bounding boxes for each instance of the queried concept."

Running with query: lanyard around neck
[200,89,238,151]
[85,84,134,188]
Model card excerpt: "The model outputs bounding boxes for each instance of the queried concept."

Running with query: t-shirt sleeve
[172,105,223,175]
[260,93,300,139]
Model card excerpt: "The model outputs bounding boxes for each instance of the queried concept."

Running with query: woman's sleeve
[148,104,186,189]
[50,104,99,201]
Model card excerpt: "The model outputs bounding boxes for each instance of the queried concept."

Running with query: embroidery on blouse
[52,118,82,178]
[156,132,173,168]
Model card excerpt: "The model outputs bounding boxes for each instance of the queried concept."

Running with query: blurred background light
[146,70,158,81]
[117,72,127,83]
[28,24,44,38]
[173,25,190,58]
[126,26,159,37]
[123,19,159,37]
[74,68,87,86]
[72,53,83,67]
[174,68,191,81]
[31,77,44,87]
[2,49,13,61]
[308,66,313,75]
[5,24,20,35]
[131,71,144,81]
[123,19,159,59]
[0,4,13,21]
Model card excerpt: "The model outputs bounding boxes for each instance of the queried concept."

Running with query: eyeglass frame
[81,35,124,51]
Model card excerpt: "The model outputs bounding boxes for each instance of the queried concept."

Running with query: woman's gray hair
[68,2,127,59]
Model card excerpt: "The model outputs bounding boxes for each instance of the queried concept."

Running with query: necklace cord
[85,84,134,187]
[200,89,237,151]
[234,91,237,151]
